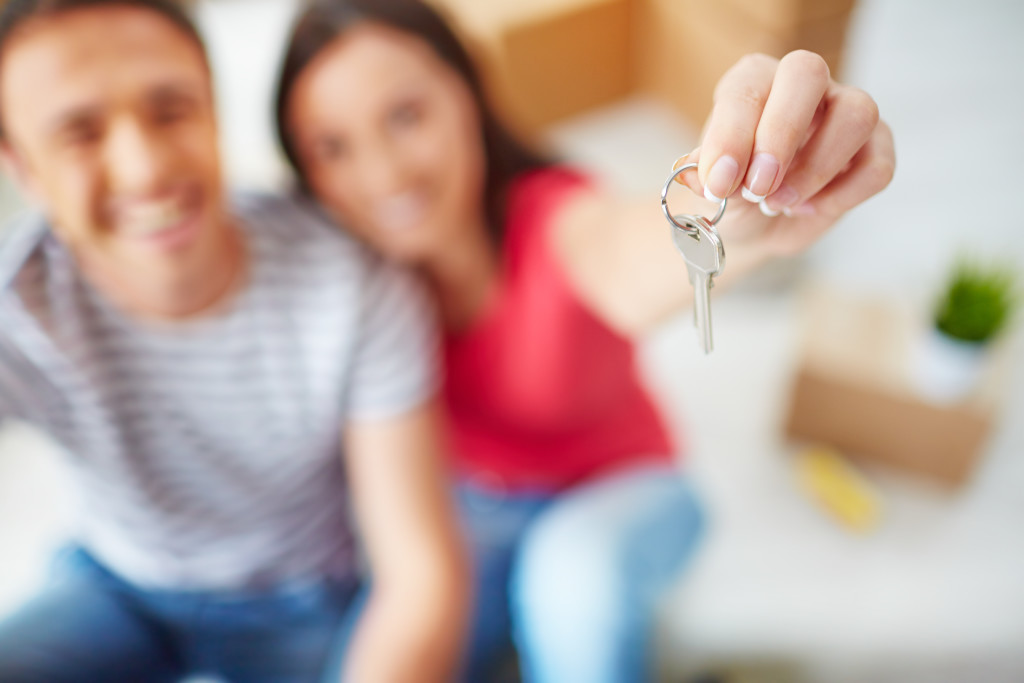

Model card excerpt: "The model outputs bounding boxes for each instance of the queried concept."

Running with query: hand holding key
[673,50,895,258]
[535,50,891,341]
[657,50,894,353]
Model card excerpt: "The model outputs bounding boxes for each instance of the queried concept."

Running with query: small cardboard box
[783,287,1011,488]
[634,0,850,126]
[431,0,634,131]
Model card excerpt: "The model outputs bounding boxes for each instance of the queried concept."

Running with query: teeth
[120,199,186,237]
[374,193,425,233]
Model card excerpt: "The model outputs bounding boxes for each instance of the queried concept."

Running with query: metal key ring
[661,162,727,230]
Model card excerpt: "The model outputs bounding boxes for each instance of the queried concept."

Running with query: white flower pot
[912,326,987,403]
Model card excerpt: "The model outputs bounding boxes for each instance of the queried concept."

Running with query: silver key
[660,162,728,354]
[671,215,725,354]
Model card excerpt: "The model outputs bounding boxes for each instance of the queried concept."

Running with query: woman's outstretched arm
[551,50,895,337]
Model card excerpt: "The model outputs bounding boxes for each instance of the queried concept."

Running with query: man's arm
[341,400,469,683]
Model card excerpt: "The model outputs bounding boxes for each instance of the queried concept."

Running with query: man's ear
[0,140,43,207]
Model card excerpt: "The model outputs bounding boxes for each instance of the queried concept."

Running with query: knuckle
[733,83,766,110]
[867,155,896,190]
[877,118,894,140]
[741,52,778,72]
[782,49,830,84]
[840,88,881,136]
[715,53,776,101]
[712,79,763,110]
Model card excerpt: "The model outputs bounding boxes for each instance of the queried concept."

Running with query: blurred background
[1,0,1022,680]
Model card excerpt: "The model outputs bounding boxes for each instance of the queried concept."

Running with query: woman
[275,1,894,681]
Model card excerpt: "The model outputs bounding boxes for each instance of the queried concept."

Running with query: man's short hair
[0,0,207,139]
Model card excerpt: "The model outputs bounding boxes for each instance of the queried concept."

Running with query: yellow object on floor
[796,446,882,532]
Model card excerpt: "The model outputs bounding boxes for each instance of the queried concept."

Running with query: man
[0,1,467,681]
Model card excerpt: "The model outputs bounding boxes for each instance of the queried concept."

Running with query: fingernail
[758,199,780,217]
[673,147,699,171]
[764,184,799,211]
[743,152,780,202]
[783,202,816,217]
[703,155,739,202]
[741,186,764,203]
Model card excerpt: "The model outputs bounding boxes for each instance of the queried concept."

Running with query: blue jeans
[0,547,363,683]
[458,462,706,683]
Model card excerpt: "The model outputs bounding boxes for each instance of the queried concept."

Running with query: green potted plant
[915,258,1018,402]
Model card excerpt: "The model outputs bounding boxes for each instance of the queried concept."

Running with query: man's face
[0,5,227,298]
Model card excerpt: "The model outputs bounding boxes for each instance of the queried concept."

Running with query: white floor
[2,0,1023,680]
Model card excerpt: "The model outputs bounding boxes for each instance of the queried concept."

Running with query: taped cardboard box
[783,287,1012,488]
[635,0,849,126]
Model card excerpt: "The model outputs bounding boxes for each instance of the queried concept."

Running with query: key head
[671,214,725,278]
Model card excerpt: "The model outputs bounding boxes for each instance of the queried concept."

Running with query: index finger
[698,53,778,202]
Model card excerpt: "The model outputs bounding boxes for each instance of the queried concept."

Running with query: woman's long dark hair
[275,0,550,244]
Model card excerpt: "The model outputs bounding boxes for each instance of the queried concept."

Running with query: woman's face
[286,23,486,263]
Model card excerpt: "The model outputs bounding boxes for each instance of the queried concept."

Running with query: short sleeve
[0,376,9,422]
[344,260,440,421]
[0,213,52,424]
[0,333,33,423]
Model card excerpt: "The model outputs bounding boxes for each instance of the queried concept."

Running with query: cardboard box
[786,369,993,487]
[720,0,856,32]
[431,0,634,131]
[635,0,850,126]
[782,287,1011,488]
[431,0,854,131]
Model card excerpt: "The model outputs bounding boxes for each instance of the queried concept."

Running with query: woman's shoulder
[503,165,596,244]
[507,165,591,212]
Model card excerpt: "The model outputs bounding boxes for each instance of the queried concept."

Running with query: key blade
[670,214,723,355]
[691,270,713,354]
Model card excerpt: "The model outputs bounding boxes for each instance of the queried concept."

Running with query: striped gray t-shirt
[0,193,437,589]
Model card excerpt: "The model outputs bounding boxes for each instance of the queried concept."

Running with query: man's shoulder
[234,191,354,250]
[232,190,384,289]
[0,211,49,297]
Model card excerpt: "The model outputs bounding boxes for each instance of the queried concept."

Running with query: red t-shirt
[442,167,678,491]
